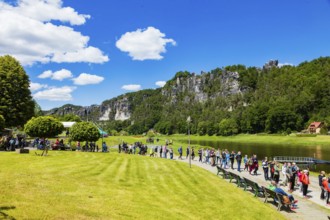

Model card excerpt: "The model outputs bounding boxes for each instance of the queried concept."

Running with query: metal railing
[273,156,315,164]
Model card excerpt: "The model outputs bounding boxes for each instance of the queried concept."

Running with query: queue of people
[190,147,330,208]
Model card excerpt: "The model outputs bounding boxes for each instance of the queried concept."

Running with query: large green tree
[24,116,64,138]
[69,122,101,142]
[0,55,35,127]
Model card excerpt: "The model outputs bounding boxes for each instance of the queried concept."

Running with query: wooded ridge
[45,57,330,135]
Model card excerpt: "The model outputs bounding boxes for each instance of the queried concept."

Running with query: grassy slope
[0,151,285,220]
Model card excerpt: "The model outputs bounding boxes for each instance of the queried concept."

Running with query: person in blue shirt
[102,142,108,152]
[178,146,182,159]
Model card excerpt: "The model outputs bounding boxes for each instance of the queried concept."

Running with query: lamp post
[187,116,191,168]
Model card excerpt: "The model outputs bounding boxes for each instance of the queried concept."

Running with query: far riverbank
[165,134,330,147]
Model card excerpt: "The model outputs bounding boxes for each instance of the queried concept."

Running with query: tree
[24,116,64,138]
[197,121,208,135]
[0,55,35,127]
[0,115,5,131]
[34,100,43,117]
[219,118,239,136]
[265,106,298,133]
[69,121,101,142]
[60,114,82,122]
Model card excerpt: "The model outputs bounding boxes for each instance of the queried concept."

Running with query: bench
[276,193,295,211]
[263,187,278,204]
[229,172,246,188]
[263,187,294,211]
[216,166,230,179]
[216,165,222,176]
[243,177,264,197]
[16,148,29,154]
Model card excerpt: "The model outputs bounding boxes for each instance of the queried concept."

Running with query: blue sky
[1,0,330,110]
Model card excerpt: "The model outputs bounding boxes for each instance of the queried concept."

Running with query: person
[163,145,167,158]
[269,161,275,180]
[205,148,210,164]
[149,147,154,157]
[321,177,330,206]
[270,181,298,209]
[273,161,280,184]
[252,155,258,175]
[229,151,235,169]
[319,171,326,200]
[216,149,221,165]
[41,139,50,156]
[243,155,248,171]
[221,150,226,168]
[76,141,81,151]
[159,146,162,158]
[236,151,242,172]
[186,147,189,159]
[289,163,298,193]
[282,162,288,186]
[102,142,107,152]
[248,156,253,174]
[301,170,310,198]
[191,147,195,160]
[262,157,269,180]
[198,148,203,162]
[169,148,174,159]
[226,150,230,169]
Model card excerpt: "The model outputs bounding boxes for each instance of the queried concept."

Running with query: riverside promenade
[179,158,330,220]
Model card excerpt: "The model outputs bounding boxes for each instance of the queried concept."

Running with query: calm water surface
[188,140,330,173]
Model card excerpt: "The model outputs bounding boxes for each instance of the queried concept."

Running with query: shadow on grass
[0,206,16,220]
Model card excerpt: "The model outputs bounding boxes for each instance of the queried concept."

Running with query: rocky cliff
[45,68,244,121]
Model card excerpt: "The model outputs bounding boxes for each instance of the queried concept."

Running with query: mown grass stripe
[0,151,286,220]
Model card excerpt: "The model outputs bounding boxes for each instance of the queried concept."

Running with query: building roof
[308,121,322,128]
[62,121,76,128]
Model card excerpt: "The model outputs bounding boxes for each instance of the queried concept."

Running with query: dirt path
[178,158,330,220]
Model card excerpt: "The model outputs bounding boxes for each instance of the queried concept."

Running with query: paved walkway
[178,158,330,220]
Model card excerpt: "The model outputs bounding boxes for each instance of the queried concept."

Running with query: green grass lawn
[0,151,285,220]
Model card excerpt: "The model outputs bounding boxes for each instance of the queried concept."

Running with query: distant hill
[45,57,330,135]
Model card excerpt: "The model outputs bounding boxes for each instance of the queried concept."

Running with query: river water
[188,140,330,173]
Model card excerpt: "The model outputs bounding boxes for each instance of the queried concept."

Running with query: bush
[24,116,64,138]
[120,130,129,136]
[109,130,119,136]
[320,127,328,135]
[69,122,101,142]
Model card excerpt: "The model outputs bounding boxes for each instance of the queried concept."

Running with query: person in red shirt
[301,170,310,198]
[322,177,330,206]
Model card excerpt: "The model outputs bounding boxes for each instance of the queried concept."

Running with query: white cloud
[29,82,48,91]
[155,81,166,87]
[38,69,73,81]
[52,69,73,80]
[121,84,142,91]
[38,70,53,79]
[73,73,104,85]
[0,0,109,65]
[116,26,176,61]
[33,86,76,101]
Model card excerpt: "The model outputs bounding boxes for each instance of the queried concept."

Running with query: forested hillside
[47,57,330,135]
